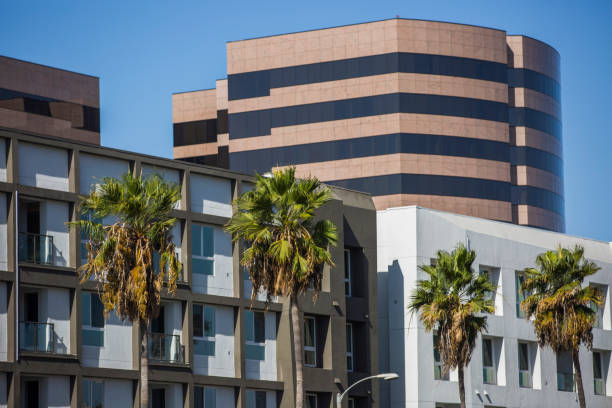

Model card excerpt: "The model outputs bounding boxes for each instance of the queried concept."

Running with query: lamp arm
[336,375,379,405]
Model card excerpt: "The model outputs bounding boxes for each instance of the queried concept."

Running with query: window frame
[346,323,354,372]
[482,337,497,385]
[304,316,317,368]
[344,248,352,297]
[305,392,318,408]
[82,292,105,347]
[245,310,266,360]
[246,389,267,408]
[518,341,533,388]
[194,385,216,408]
[593,351,606,396]
[556,351,575,392]
[83,378,104,408]
[515,271,530,318]
[193,304,216,356]
[433,332,448,381]
[192,223,215,276]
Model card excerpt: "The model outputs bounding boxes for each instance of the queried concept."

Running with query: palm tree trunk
[457,365,466,408]
[572,348,586,408]
[141,320,149,408]
[290,296,304,408]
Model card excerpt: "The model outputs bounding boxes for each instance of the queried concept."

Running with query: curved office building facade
[173,18,564,232]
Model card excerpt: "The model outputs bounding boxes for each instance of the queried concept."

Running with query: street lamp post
[336,373,399,407]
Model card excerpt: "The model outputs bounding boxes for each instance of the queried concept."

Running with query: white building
[378,206,612,408]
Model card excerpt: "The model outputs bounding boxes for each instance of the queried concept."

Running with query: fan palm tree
[520,245,602,408]
[70,173,182,408]
[225,167,338,408]
[408,244,495,408]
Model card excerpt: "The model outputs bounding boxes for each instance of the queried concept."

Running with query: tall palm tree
[225,168,338,408]
[408,244,495,408]
[520,245,602,408]
[71,173,182,408]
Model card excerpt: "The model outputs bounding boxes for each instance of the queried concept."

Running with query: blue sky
[1,0,611,241]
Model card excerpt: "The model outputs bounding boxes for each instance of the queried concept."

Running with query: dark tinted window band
[511,146,563,176]
[509,107,562,139]
[508,68,561,102]
[178,154,220,167]
[229,133,510,174]
[228,93,508,139]
[228,52,508,100]
[173,119,218,146]
[0,88,100,132]
[511,185,564,215]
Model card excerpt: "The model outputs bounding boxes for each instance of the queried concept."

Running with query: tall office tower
[173,18,563,232]
[0,56,100,144]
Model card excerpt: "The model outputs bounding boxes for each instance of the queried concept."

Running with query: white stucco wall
[82,310,133,370]
[246,311,277,381]
[0,283,6,361]
[39,376,70,408]
[18,142,69,191]
[41,200,70,267]
[104,380,133,408]
[194,305,235,377]
[378,206,612,408]
[0,193,7,271]
[190,173,232,217]
[192,227,233,297]
[79,153,130,194]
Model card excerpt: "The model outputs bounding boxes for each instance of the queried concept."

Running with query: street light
[336,373,399,406]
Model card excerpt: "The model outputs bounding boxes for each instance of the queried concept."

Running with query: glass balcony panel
[18,233,53,264]
[19,321,54,353]
[148,333,184,363]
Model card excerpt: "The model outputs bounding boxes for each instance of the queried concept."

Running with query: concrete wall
[39,376,70,408]
[193,305,235,377]
[104,380,133,408]
[82,309,133,370]
[79,153,130,194]
[18,142,69,191]
[0,283,6,361]
[192,226,233,297]
[190,174,232,217]
[245,311,277,381]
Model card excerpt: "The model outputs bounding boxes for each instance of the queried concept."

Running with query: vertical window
[346,323,354,372]
[80,211,102,266]
[245,310,266,360]
[305,393,317,408]
[590,284,607,329]
[344,249,351,297]
[304,316,317,367]
[593,351,605,396]
[515,271,529,318]
[194,386,216,408]
[518,342,532,388]
[557,351,574,392]
[193,304,215,356]
[433,332,448,380]
[482,338,496,384]
[83,379,104,408]
[82,292,105,347]
[348,398,356,408]
[246,390,266,408]
[192,223,214,275]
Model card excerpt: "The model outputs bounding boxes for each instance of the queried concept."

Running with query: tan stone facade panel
[228,73,508,113]
[172,89,217,123]
[510,87,561,119]
[372,193,512,221]
[514,165,563,195]
[217,133,229,147]
[0,107,99,145]
[513,126,562,158]
[506,35,560,81]
[216,79,228,110]
[400,113,509,143]
[0,56,99,107]
[280,153,510,183]
[516,204,564,231]
[173,141,218,159]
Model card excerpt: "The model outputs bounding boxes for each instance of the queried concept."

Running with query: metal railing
[148,332,184,363]
[18,232,54,265]
[19,321,54,353]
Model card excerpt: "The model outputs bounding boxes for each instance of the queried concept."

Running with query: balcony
[20,321,54,353]
[18,232,53,265]
[148,333,184,363]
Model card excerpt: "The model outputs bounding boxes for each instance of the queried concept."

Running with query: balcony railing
[20,321,54,353]
[18,232,53,265]
[148,332,184,363]
[557,372,574,392]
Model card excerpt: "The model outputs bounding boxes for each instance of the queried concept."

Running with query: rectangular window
[593,351,605,396]
[245,310,266,360]
[83,379,104,408]
[344,249,351,297]
[346,323,354,372]
[433,332,448,380]
[80,211,103,266]
[194,386,216,408]
[557,351,574,392]
[192,223,214,275]
[590,284,607,329]
[348,398,356,408]
[305,393,317,408]
[515,271,528,318]
[82,292,105,347]
[518,342,532,388]
[246,390,266,408]
[304,316,316,367]
[482,338,496,384]
[193,304,216,356]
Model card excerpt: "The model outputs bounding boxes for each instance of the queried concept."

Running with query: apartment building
[173,18,564,232]
[377,206,612,408]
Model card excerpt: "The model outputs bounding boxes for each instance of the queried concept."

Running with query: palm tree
[520,245,602,408]
[225,168,337,408]
[408,244,495,408]
[71,173,182,408]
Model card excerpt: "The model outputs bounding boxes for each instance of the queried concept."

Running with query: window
[245,310,265,360]
[348,398,356,408]
[518,342,532,388]
[192,223,214,275]
[83,379,104,408]
[590,284,607,329]
[246,390,266,408]
[433,332,448,380]
[80,211,102,266]
[515,271,529,318]
[82,292,104,347]
[593,351,605,396]
[344,249,351,297]
[193,305,215,356]
[304,316,316,367]
[305,393,317,408]
[480,267,500,315]
[557,351,574,392]
[346,323,354,372]
[194,386,216,408]
[482,338,496,384]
